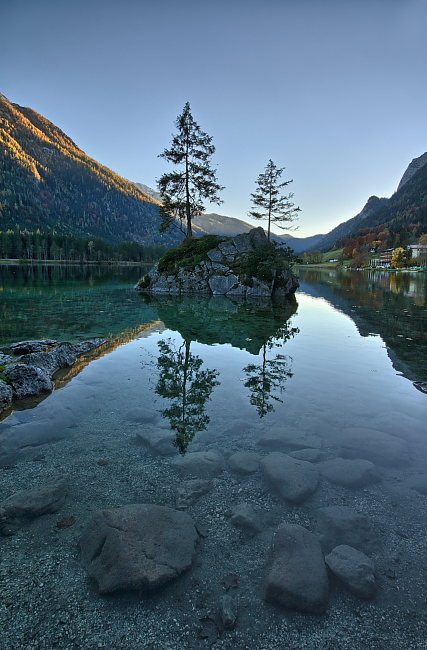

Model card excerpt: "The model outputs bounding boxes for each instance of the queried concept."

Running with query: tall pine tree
[158,102,224,238]
[249,159,300,241]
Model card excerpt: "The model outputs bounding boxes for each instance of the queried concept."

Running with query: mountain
[279,232,325,253]
[397,152,427,191]
[0,93,180,246]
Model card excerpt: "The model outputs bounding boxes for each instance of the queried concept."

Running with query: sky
[2,0,427,237]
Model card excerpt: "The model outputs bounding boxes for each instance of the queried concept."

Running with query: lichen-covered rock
[3,363,53,399]
[0,379,13,413]
[79,504,199,593]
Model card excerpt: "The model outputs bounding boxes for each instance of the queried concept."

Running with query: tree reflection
[155,338,220,454]
[243,322,299,418]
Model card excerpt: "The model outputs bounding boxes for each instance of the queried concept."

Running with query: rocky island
[136,227,299,298]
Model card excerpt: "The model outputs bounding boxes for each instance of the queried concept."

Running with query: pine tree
[249,159,300,241]
[158,102,224,238]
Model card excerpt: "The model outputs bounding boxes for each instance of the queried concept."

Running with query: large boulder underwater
[136,227,299,299]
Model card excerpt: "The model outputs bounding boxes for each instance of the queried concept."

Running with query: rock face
[317,506,377,553]
[0,380,13,412]
[0,478,68,535]
[0,338,105,414]
[136,228,298,298]
[265,523,329,614]
[79,504,199,594]
[261,452,319,503]
[325,545,376,599]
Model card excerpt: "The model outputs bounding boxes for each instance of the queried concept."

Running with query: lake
[0,264,426,650]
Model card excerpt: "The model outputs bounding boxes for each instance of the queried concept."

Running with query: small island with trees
[137,103,299,298]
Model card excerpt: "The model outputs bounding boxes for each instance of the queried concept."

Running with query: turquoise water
[0,265,426,649]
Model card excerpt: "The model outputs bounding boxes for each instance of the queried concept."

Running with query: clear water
[0,264,426,650]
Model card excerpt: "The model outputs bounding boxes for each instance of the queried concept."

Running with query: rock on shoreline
[0,338,105,415]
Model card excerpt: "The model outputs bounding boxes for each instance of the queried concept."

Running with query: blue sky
[3,0,427,236]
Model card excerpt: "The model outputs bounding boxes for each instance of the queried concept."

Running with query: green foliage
[158,102,224,238]
[157,235,223,274]
[249,159,300,240]
[231,242,295,285]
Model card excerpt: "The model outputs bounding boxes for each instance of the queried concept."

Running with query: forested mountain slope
[0,93,180,246]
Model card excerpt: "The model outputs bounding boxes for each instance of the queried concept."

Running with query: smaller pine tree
[249,159,300,241]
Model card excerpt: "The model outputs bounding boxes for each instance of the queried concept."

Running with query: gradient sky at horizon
[3,0,427,237]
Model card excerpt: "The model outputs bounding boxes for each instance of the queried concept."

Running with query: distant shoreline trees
[0,229,165,263]
[158,102,224,239]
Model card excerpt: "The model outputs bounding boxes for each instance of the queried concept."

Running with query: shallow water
[0,265,426,649]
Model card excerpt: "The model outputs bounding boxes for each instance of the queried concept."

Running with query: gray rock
[18,342,78,376]
[232,232,254,254]
[246,279,272,297]
[136,429,176,456]
[228,451,260,474]
[176,479,213,509]
[258,429,322,451]
[325,545,376,599]
[260,452,319,503]
[407,474,427,496]
[218,241,237,257]
[0,478,68,535]
[0,379,13,413]
[219,594,238,630]
[209,274,239,295]
[230,503,261,537]
[340,427,409,467]
[79,504,198,593]
[289,448,322,462]
[73,338,105,355]
[317,506,377,553]
[3,363,53,399]
[0,352,14,364]
[207,248,224,262]
[318,458,381,488]
[171,450,224,478]
[7,339,57,354]
[265,523,329,614]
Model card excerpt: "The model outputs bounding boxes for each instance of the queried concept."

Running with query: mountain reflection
[148,294,299,451]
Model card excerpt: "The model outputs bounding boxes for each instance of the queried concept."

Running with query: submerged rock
[260,452,319,503]
[0,477,68,535]
[325,545,376,599]
[340,427,409,467]
[258,429,322,451]
[79,504,199,594]
[317,506,378,553]
[228,451,260,475]
[265,523,329,614]
[176,479,213,509]
[219,593,238,630]
[318,458,381,488]
[230,503,262,538]
[171,449,224,478]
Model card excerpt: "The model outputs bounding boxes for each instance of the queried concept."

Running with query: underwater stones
[0,380,13,413]
[219,593,238,630]
[258,428,322,452]
[325,545,376,599]
[230,503,262,538]
[79,504,199,594]
[136,429,176,456]
[265,523,329,614]
[228,451,260,475]
[260,452,319,503]
[289,448,323,463]
[317,506,377,554]
[406,474,427,496]
[126,407,158,424]
[171,449,224,478]
[176,479,213,509]
[0,477,68,535]
[340,427,409,467]
[3,363,53,399]
[318,458,381,488]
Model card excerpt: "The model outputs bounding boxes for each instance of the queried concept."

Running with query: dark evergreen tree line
[0,229,166,262]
